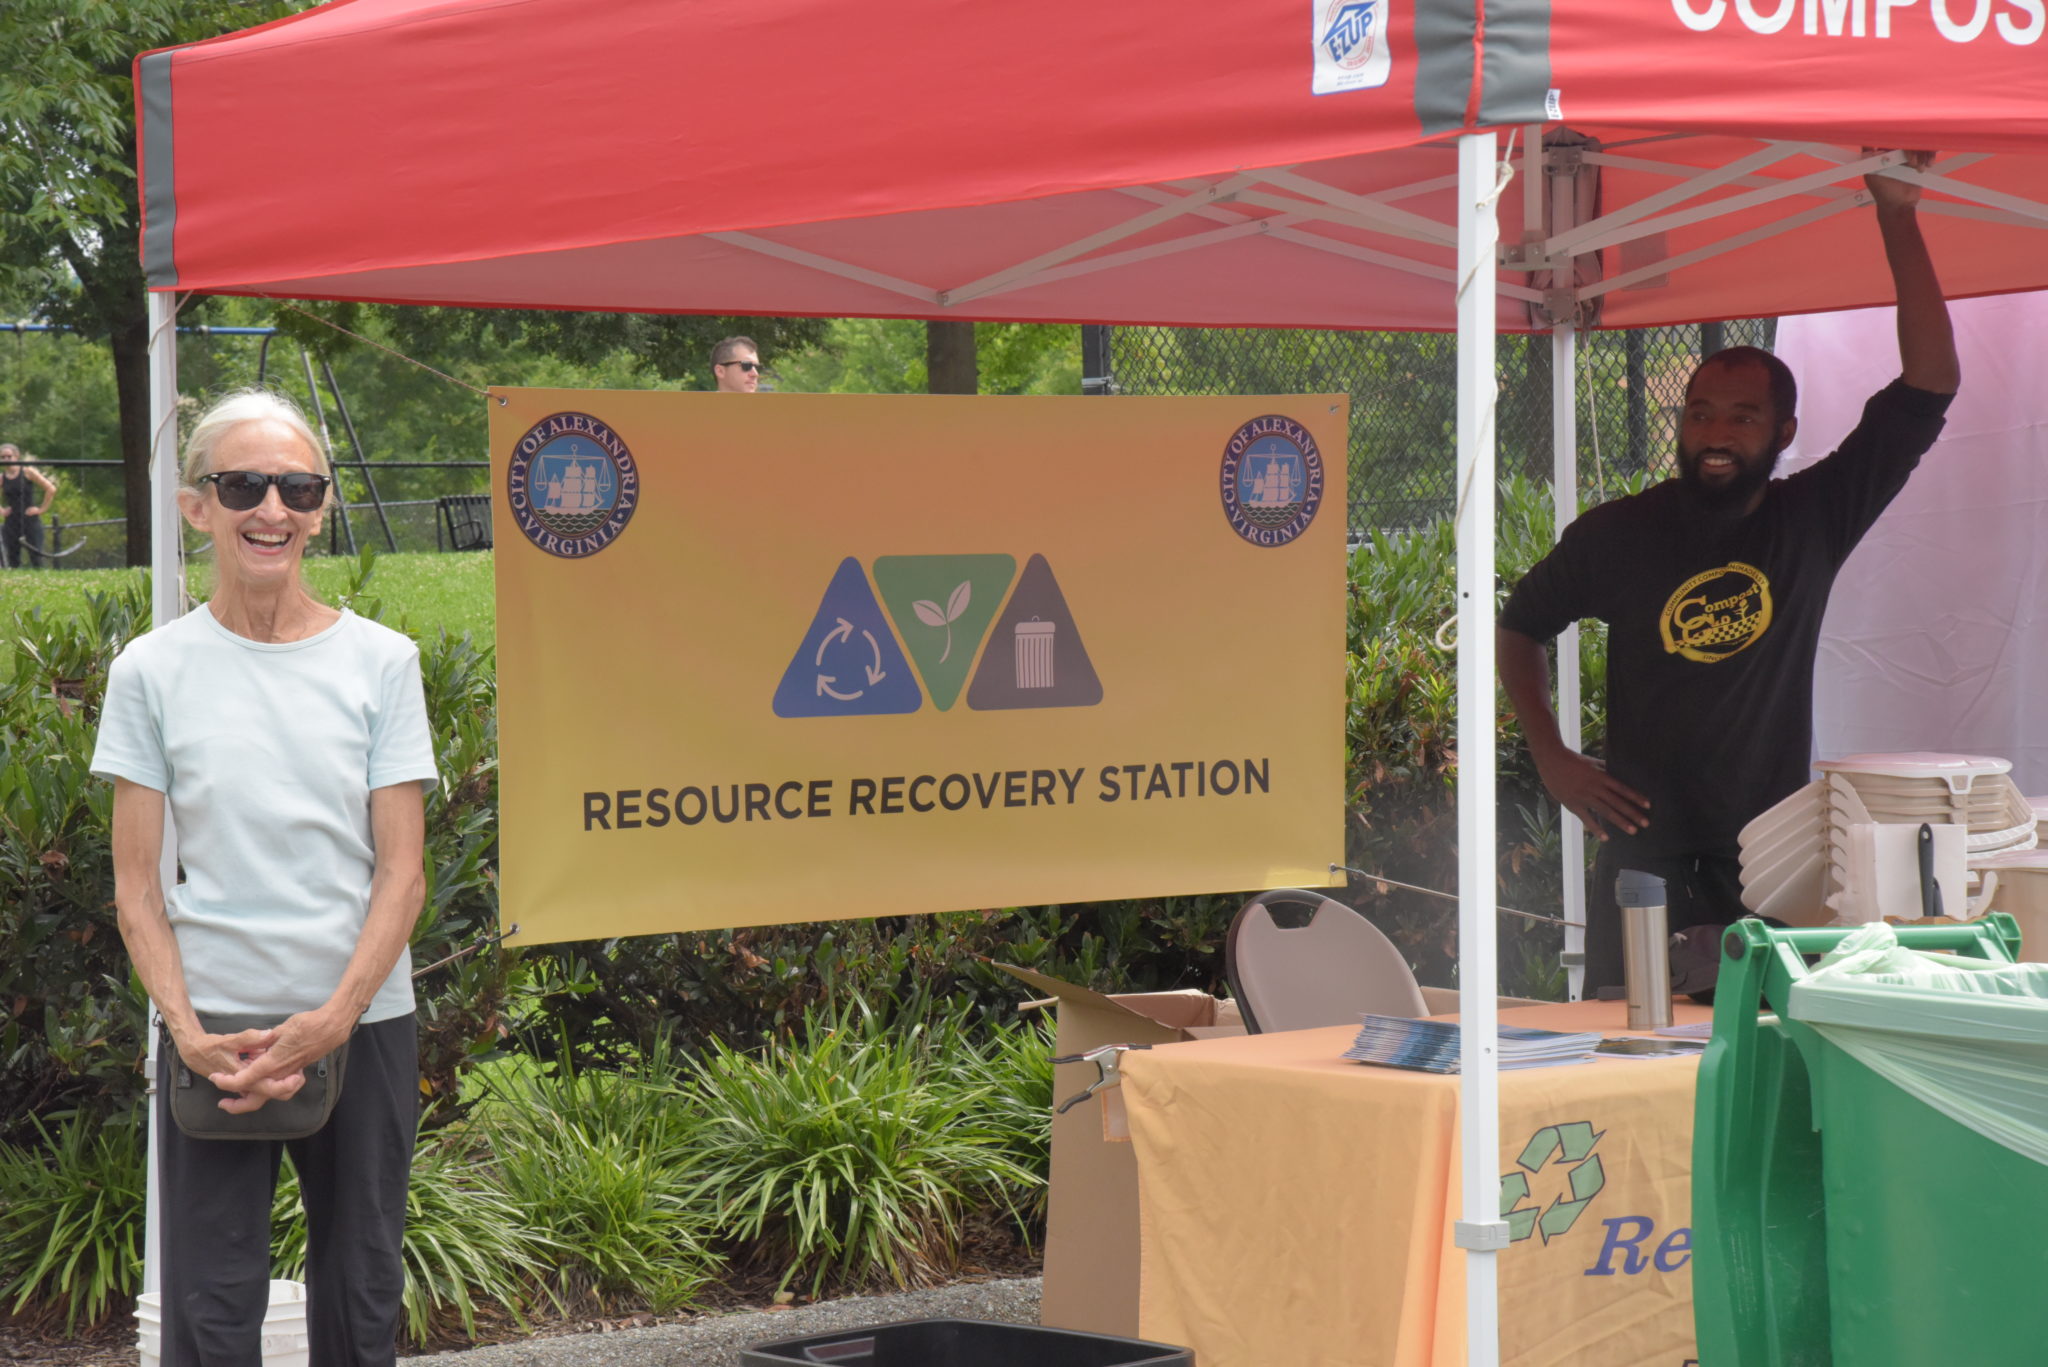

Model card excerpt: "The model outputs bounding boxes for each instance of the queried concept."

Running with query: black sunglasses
[720,360,761,372]
[199,470,330,512]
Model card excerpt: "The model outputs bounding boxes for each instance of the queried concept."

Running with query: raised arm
[1497,624,1649,842]
[1866,151,1960,396]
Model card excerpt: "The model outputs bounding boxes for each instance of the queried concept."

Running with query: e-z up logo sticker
[1312,0,1394,95]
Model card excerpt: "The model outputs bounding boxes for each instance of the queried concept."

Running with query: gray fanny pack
[164,1012,351,1141]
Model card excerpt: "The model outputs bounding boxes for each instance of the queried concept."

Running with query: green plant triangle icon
[873,555,1017,711]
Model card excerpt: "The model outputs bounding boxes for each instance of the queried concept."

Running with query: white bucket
[137,1279,310,1367]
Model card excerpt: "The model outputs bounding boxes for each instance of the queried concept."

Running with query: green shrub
[682,1002,1044,1296]
[0,1112,144,1334]
[951,1013,1055,1233]
[467,1038,717,1314]
[270,1125,558,1346]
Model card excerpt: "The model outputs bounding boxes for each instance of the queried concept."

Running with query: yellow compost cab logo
[1659,561,1773,663]
[505,412,640,558]
[771,553,1102,717]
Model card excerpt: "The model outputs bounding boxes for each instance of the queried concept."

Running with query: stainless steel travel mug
[1616,869,1673,1030]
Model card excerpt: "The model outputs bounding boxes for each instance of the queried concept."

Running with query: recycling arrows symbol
[1499,1120,1605,1245]
[813,617,887,699]
[771,558,923,718]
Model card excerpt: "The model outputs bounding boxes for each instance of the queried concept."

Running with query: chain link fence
[1099,320,1776,534]
[14,465,490,573]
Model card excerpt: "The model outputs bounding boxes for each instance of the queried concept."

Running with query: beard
[1677,439,1783,510]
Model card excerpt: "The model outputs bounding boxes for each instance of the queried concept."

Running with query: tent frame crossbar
[1242,165,1461,245]
[1131,180,1540,301]
[702,138,2048,324]
[1554,146,1901,261]
[941,171,1268,307]
[706,231,942,305]
[1513,142,2048,312]
[1579,195,1860,302]
[1546,140,1812,257]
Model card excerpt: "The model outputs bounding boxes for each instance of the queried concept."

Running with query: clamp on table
[1051,1042,1151,1114]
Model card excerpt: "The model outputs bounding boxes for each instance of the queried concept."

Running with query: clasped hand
[179,1012,342,1115]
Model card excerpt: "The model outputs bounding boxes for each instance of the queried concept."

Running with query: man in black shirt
[1497,154,1961,995]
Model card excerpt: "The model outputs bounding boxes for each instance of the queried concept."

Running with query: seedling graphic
[872,555,1016,711]
[913,581,974,662]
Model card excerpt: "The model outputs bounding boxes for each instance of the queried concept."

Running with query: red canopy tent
[133,2,2048,1360]
[135,0,2048,329]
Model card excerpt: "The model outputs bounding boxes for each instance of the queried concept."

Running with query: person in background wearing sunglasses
[1,442,58,569]
[91,388,437,1367]
[712,333,763,392]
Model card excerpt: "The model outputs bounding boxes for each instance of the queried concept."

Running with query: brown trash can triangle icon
[966,554,1102,710]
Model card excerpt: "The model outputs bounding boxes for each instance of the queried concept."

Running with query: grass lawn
[3,550,496,654]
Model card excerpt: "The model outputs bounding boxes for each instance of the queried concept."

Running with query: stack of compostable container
[1692,915,2048,1365]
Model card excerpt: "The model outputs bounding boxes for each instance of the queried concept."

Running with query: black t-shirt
[1499,378,1953,861]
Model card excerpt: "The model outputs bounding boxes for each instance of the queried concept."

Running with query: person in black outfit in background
[1,443,58,569]
[1496,152,1961,995]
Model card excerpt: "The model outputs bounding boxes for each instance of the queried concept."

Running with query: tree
[773,319,1079,396]
[0,1,307,566]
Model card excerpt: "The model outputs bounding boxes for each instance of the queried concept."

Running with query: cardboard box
[995,964,1243,1339]
[993,964,1549,1338]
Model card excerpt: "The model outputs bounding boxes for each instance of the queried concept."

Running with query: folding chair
[1224,888,1427,1033]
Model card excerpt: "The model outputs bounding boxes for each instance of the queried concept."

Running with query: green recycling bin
[1692,914,2048,1366]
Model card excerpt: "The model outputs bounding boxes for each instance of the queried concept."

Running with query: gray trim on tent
[138,52,177,288]
[1413,0,1478,136]
[1477,0,1553,126]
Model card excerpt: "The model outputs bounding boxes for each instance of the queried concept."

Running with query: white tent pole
[142,289,183,1304]
[1552,321,1586,1002]
[1453,129,1505,1367]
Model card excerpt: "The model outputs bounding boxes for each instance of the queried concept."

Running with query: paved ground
[401,1278,1043,1367]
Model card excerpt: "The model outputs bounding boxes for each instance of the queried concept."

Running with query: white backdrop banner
[1778,292,2048,796]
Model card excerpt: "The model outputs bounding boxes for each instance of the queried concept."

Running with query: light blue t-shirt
[91,605,439,1023]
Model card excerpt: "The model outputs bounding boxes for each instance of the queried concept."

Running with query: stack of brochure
[1343,1014,1603,1074]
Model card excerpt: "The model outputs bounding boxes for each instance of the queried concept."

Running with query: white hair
[179,389,333,505]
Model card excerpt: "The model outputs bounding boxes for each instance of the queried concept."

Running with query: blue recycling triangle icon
[773,558,924,718]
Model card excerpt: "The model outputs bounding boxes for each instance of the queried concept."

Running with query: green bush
[0,1112,144,1334]
[271,1126,559,1346]
[681,1002,1044,1296]
[466,1037,718,1315]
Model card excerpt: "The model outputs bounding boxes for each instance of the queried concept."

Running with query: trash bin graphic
[1016,618,1056,689]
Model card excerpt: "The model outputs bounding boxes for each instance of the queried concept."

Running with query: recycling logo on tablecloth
[1500,1120,1605,1245]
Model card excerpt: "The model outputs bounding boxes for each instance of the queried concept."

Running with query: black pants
[1584,847,1746,997]
[1,513,41,569]
[156,1013,416,1367]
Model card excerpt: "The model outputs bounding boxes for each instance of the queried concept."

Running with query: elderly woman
[92,390,437,1366]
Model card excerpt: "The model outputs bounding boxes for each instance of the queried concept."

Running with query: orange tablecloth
[1119,1000,1710,1367]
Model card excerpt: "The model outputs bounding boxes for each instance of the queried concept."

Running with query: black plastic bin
[742,1318,1193,1367]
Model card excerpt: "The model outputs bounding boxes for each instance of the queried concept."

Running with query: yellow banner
[488,390,1348,945]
